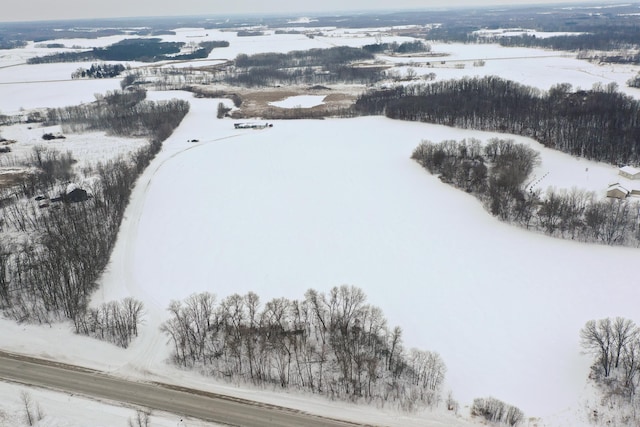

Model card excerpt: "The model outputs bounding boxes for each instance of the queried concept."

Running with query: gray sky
[3,0,608,22]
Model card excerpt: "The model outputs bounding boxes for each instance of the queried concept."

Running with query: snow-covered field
[0,124,148,168]
[2,19,640,427]
[98,105,639,418]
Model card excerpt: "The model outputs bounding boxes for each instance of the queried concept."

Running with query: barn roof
[619,165,640,176]
[66,183,79,194]
[607,183,629,194]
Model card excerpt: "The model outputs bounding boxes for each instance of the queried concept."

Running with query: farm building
[64,183,89,203]
[606,183,630,199]
[234,122,273,129]
[618,165,640,180]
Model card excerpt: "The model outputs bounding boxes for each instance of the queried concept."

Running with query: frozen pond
[269,95,326,108]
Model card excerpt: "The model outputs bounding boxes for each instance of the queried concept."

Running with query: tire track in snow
[97,108,251,377]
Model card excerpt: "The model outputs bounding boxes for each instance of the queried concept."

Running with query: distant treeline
[45,88,190,142]
[361,40,431,54]
[227,46,384,86]
[234,46,372,68]
[356,76,640,166]
[162,286,447,410]
[27,38,229,64]
[427,4,640,61]
[494,33,640,64]
[0,22,175,49]
[72,63,127,79]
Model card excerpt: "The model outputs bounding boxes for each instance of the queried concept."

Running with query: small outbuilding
[606,183,630,199]
[234,122,272,130]
[64,183,89,203]
[619,165,640,180]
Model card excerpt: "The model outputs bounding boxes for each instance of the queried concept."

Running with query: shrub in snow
[471,397,524,426]
[74,298,144,348]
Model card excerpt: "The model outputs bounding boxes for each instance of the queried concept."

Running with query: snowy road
[0,351,375,427]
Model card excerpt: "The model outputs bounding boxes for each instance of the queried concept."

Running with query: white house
[606,183,630,199]
[618,165,640,180]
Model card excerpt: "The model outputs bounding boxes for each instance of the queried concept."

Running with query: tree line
[495,32,640,62]
[72,63,127,79]
[411,138,640,246]
[361,40,432,55]
[45,88,190,142]
[228,46,385,87]
[234,46,373,68]
[225,65,384,87]
[0,87,189,346]
[118,45,387,90]
[356,76,640,166]
[470,397,524,426]
[28,38,229,64]
[0,150,149,333]
[161,286,447,410]
[75,298,144,348]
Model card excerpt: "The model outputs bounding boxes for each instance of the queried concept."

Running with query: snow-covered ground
[1,22,640,427]
[5,94,636,426]
[0,124,148,168]
[380,42,640,96]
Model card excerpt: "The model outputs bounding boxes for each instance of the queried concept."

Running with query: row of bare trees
[74,298,144,348]
[356,77,640,166]
[0,147,151,328]
[45,88,189,143]
[470,397,524,426]
[0,89,188,345]
[412,138,640,246]
[161,286,446,410]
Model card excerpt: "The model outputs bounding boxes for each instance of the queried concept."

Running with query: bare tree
[581,318,615,377]
[20,391,43,426]
[621,339,640,393]
[128,409,151,427]
[612,317,638,369]
[581,317,640,381]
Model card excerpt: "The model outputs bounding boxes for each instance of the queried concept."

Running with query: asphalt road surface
[0,351,377,427]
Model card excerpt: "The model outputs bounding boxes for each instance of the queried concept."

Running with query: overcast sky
[2,0,610,22]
